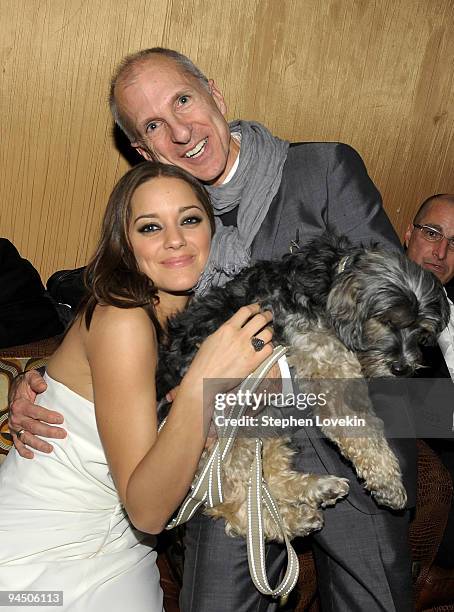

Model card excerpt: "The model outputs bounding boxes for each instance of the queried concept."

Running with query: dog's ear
[326,272,366,351]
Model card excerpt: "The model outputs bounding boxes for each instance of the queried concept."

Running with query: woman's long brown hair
[81,161,215,341]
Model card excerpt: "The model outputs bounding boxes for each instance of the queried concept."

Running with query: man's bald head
[109,47,209,142]
[108,47,235,184]
[413,194,454,225]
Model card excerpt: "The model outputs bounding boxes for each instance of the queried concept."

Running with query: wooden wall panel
[0,0,453,280]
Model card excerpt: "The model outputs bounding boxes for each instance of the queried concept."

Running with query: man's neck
[213,135,240,186]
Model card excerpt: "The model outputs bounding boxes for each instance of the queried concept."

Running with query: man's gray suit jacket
[229,141,417,511]
[182,142,416,612]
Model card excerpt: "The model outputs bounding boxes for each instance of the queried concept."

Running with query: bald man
[404,193,454,569]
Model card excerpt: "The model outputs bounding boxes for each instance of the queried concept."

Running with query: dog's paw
[279,504,325,540]
[319,476,350,507]
[293,505,325,537]
[370,481,407,510]
[357,448,407,510]
[303,475,349,508]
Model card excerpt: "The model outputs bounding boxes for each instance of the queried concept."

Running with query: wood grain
[0,0,453,279]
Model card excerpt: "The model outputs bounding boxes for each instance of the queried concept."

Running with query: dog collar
[337,255,351,274]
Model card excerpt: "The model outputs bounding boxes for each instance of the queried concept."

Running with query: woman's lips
[161,255,195,268]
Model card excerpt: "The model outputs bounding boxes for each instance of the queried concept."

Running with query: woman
[0,162,273,610]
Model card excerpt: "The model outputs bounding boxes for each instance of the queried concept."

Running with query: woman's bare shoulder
[84,305,158,358]
[88,304,156,335]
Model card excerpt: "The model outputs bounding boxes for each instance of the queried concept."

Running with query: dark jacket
[0,239,63,348]
[223,142,416,512]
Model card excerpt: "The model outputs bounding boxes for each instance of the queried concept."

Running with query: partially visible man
[404,194,454,287]
[404,193,454,569]
[10,48,415,612]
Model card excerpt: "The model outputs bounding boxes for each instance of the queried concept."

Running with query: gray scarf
[195,120,289,295]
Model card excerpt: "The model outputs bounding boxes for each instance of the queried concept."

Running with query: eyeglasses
[413,224,454,251]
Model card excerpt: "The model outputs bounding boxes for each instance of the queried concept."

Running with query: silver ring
[251,337,265,352]
[15,428,26,442]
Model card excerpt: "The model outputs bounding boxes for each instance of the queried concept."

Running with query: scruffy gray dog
[158,234,450,541]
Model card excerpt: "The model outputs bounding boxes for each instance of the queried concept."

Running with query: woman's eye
[146,122,158,133]
[182,216,202,226]
[178,95,190,105]
[139,223,160,233]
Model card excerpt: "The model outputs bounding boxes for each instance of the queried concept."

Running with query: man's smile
[184,138,208,159]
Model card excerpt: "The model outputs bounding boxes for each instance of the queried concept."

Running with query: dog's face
[327,250,450,377]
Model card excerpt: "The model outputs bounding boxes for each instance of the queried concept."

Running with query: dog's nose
[390,361,412,377]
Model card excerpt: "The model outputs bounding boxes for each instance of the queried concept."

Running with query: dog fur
[158,234,450,541]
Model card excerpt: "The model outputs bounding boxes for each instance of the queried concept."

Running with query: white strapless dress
[0,374,164,611]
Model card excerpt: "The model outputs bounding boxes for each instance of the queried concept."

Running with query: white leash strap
[165,345,300,598]
[246,439,300,597]
[165,345,287,527]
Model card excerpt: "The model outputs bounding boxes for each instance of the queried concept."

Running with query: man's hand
[8,370,66,459]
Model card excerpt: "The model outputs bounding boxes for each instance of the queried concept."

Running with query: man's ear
[208,79,227,115]
[403,223,413,248]
[131,142,153,161]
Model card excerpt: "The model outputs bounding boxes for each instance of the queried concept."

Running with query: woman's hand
[184,304,274,398]
[8,370,66,458]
